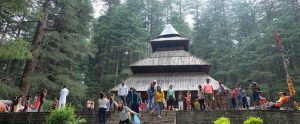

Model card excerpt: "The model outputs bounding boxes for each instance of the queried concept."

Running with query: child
[194,99,200,111]
[265,99,273,110]
[139,100,145,112]
[241,90,249,110]
[259,92,266,110]
[185,91,191,111]
[178,92,184,110]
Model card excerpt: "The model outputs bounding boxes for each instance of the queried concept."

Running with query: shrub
[43,99,53,112]
[243,116,263,124]
[46,105,86,124]
[214,117,230,124]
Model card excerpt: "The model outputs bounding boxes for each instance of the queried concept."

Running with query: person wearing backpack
[249,80,260,109]
[130,88,140,114]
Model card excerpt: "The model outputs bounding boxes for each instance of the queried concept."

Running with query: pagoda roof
[151,24,189,52]
[110,72,229,91]
[150,36,188,42]
[158,24,181,38]
[130,50,210,67]
[130,50,211,73]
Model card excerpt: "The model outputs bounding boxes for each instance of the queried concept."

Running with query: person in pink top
[203,79,214,110]
[230,87,238,109]
[185,91,192,111]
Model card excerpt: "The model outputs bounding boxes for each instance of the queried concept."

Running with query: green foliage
[0,38,31,59]
[25,0,93,108]
[0,83,20,99]
[243,116,263,124]
[46,105,86,124]
[214,117,230,124]
[190,0,300,100]
[43,99,53,112]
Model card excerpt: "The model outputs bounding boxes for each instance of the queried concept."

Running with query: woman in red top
[230,88,237,109]
[185,91,191,111]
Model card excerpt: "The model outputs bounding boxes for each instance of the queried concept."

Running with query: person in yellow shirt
[155,86,164,119]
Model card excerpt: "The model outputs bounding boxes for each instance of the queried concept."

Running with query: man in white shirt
[59,86,69,108]
[118,81,128,106]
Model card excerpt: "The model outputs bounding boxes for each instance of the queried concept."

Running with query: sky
[91,0,195,28]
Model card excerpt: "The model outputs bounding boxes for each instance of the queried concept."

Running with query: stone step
[106,111,176,124]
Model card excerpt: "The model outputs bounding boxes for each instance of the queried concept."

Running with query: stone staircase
[106,111,176,124]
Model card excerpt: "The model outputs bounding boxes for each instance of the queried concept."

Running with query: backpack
[131,93,140,105]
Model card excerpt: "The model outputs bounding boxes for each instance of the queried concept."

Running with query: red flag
[275,32,282,48]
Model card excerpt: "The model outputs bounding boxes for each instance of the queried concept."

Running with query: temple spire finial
[158,24,181,38]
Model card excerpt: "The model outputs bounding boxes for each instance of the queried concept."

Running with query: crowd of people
[0,79,298,124]
[0,86,69,112]
[90,79,296,124]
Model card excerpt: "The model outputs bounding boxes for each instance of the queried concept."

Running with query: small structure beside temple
[111,24,227,93]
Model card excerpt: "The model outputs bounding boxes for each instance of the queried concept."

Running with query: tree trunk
[20,0,50,96]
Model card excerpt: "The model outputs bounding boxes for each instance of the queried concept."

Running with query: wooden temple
[111,24,226,92]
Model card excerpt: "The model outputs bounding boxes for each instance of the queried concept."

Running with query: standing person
[127,88,133,108]
[155,86,164,119]
[23,95,32,112]
[59,86,69,109]
[178,91,184,110]
[13,96,22,112]
[204,79,214,110]
[118,80,128,106]
[106,94,112,112]
[167,85,175,110]
[217,81,226,110]
[249,80,260,108]
[230,88,237,109]
[111,95,138,124]
[185,91,192,111]
[86,98,93,111]
[147,83,156,112]
[37,88,47,112]
[246,95,251,108]
[198,85,206,110]
[236,85,243,108]
[130,88,140,114]
[98,93,109,124]
[241,90,249,110]
[53,97,59,110]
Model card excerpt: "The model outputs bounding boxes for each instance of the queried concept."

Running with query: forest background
[1,0,300,108]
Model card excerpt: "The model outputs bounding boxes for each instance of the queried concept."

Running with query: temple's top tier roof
[158,24,181,38]
[151,24,189,52]
[130,24,211,74]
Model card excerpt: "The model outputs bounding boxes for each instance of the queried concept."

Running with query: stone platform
[0,110,299,124]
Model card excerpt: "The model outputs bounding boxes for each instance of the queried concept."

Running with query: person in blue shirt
[147,83,156,112]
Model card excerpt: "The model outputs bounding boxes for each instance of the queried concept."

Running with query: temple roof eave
[110,72,228,92]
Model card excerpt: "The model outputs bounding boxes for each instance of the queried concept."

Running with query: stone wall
[0,110,299,124]
[0,111,98,124]
[176,110,300,124]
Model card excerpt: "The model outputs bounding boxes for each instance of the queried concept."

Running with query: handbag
[133,114,141,124]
